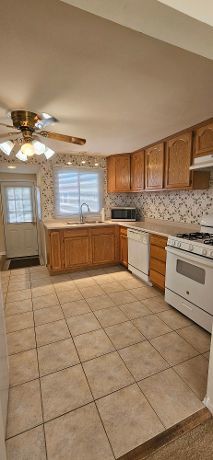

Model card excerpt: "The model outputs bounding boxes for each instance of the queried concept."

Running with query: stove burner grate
[176,232,213,241]
[204,239,213,246]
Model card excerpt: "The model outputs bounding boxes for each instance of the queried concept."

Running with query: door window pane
[5,187,34,223]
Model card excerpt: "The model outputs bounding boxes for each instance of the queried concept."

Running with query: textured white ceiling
[0,0,213,156]
[62,0,213,60]
[158,0,213,26]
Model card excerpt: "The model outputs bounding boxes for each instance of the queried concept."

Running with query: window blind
[54,167,103,217]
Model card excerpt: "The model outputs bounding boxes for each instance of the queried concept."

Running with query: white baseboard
[203,396,213,414]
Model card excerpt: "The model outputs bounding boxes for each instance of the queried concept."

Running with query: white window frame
[54,166,104,219]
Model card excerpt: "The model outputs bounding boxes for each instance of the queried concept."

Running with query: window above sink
[54,167,104,218]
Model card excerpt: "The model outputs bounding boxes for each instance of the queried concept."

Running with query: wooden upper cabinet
[145,143,164,190]
[114,154,131,192]
[165,132,192,189]
[130,150,144,191]
[107,156,116,192]
[107,154,130,192]
[194,122,213,157]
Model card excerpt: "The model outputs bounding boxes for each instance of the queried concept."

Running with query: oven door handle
[166,246,213,268]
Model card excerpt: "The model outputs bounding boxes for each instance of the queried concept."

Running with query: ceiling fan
[0,110,86,161]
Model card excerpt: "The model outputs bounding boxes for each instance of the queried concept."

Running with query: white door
[2,183,39,258]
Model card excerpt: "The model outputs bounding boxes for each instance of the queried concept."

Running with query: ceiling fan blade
[0,122,17,129]
[35,113,58,129]
[38,130,86,145]
[0,132,20,140]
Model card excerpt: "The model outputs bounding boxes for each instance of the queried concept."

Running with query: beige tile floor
[1,265,211,459]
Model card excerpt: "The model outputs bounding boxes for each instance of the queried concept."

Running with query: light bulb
[21,142,34,157]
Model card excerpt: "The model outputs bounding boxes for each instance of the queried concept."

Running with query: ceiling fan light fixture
[16,150,28,162]
[21,142,34,157]
[0,140,14,156]
[32,140,46,155]
[44,147,55,159]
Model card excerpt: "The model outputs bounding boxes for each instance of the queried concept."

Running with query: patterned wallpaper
[0,152,106,220]
[105,173,213,224]
[0,152,213,224]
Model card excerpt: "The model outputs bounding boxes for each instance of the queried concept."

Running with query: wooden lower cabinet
[63,229,91,269]
[119,227,128,267]
[91,227,119,265]
[46,230,62,272]
[150,234,167,290]
[46,226,119,273]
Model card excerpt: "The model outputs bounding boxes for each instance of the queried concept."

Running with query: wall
[105,173,213,224]
[0,152,213,225]
[0,152,106,220]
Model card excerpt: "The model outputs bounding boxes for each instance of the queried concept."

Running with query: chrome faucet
[80,202,90,223]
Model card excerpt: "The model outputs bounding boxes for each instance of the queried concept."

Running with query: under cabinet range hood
[190,154,213,170]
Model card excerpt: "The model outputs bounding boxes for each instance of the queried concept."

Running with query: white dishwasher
[128,228,151,283]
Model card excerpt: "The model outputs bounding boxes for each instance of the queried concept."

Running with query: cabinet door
[119,229,128,267]
[194,123,213,157]
[49,231,62,271]
[165,132,192,189]
[63,230,91,269]
[131,150,144,191]
[114,154,131,192]
[91,227,118,264]
[63,236,90,268]
[145,143,164,189]
[107,156,116,192]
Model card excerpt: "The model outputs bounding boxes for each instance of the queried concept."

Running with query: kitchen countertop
[43,218,200,238]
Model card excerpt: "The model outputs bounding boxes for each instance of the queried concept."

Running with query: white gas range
[165,216,213,333]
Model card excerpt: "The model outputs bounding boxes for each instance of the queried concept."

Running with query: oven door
[165,247,213,315]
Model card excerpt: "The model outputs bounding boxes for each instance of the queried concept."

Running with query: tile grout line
[53,283,117,460]
[32,290,48,460]
[4,266,209,458]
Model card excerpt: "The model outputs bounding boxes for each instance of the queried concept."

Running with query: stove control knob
[202,248,207,256]
[177,242,181,248]
[210,251,213,258]
[189,244,193,251]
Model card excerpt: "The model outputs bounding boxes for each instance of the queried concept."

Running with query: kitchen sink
[66,221,104,226]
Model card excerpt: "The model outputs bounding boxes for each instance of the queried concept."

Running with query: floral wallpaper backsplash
[0,152,213,225]
[105,172,213,224]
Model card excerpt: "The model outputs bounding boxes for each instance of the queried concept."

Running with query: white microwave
[110,207,136,221]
